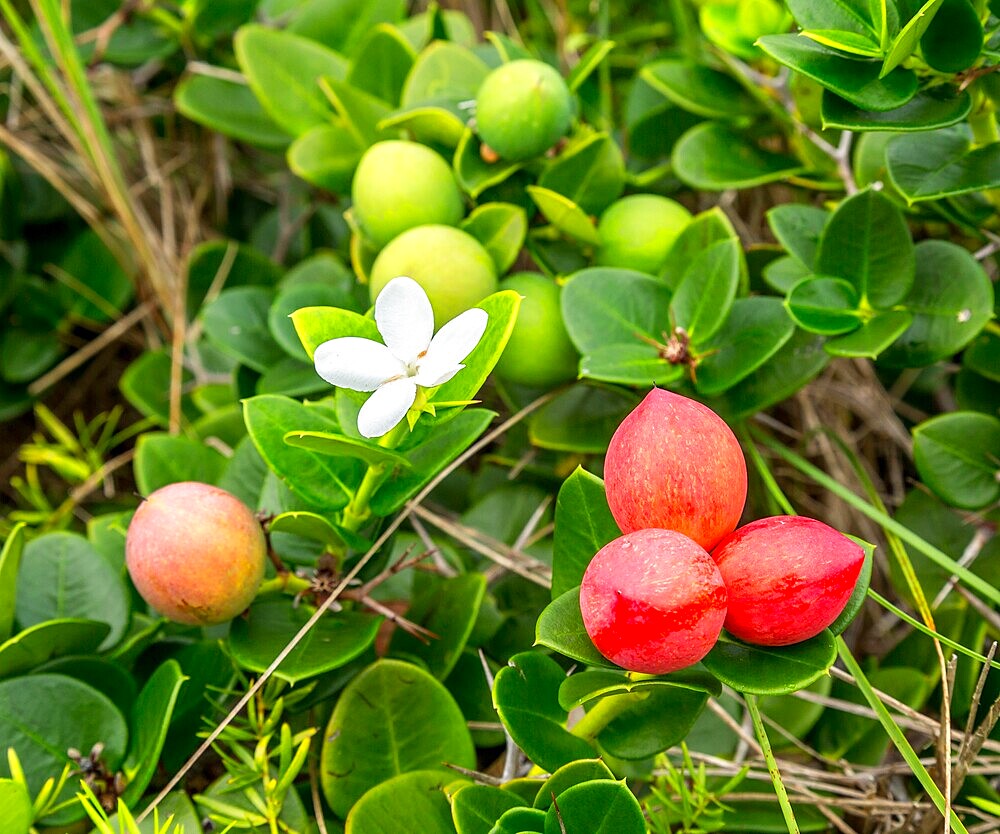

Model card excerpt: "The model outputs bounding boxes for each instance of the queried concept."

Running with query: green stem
[969,91,1000,148]
[570,691,649,740]
[256,574,312,598]
[837,637,969,834]
[340,419,411,533]
[745,695,799,834]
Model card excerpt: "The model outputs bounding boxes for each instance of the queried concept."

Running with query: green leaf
[543,781,645,834]
[0,525,25,641]
[0,779,30,834]
[533,760,615,809]
[913,412,1000,510]
[824,310,913,357]
[786,275,862,334]
[55,228,134,322]
[920,0,981,73]
[291,305,380,361]
[455,127,524,198]
[285,0,406,56]
[234,24,347,135]
[320,77,393,148]
[801,28,883,57]
[551,468,620,599]
[230,597,380,684]
[0,674,128,825]
[243,395,358,509]
[186,238,282,316]
[757,34,918,111]
[528,384,639,454]
[378,102,467,147]
[391,574,486,679]
[671,238,741,342]
[579,343,681,387]
[821,86,971,132]
[535,588,619,669]
[886,128,1000,203]
[597,685,710,760]
[763,255,813,294]
[966,331,1000,382]
[120,660,187,805]
[673,123,807,190]
[527,186,600,245]
[283,429,412,467]
[494,806,546,832]
[15,533,129,650]
[451,784,526,834]
[536,132,626,215]
[347,770,462,833]
[702,630,837,695]
[815,188,914,308]
[202,286,286,371]
[401,40,489,107]
[33,655,137,717]
[695,297,796,395]
[641,60,761,120]
[785,0,877,34]
[880,0,943,75]
[0,619,109,680]
[493,651,597,772]
[566,39,615,91]
[829,537,875,636]
[460,202,528,275]
[269,280,359,362]
[267,511,349,550]
[288,123,364,194]
[134,432,227,495]
[558,669,720,711]
[322,659,475,816]
[175,74,291,148]
[347,23,415,105]
[767,204,829,268]
[880,240,994,367]
[661,207,740,290]
[0,327,61,384]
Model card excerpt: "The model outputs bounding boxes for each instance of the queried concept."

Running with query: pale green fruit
[352,141,464,248]
[495,272,578,387]
[596,195,692,275]
[369,225,498,327]
[475,59,572,161]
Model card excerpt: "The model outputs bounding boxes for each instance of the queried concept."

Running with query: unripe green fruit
[596,195,692,275]
[495,272,578,387]
[351,141,464,248]
[475,59,572,161]
[125,482,266,626]
[369,225,498,326]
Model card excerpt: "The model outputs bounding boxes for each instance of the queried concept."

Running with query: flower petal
[356,378,417,438]
[417,308,488,385]
[314,337,406,391]
[375,276,434,364]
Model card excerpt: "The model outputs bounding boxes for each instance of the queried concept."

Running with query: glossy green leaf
[767,204,829,268]
[322,659,475,816]
[16,533,129,650]
[785,0,876,34]
[801,28,882,57]
[824,310,913,358]
[347,23,415,105]
[786,275,862,334]
[886,128,1000,202]
[829,537,875,636]
[695,297,796,395]
[598,684,710,759]
[202,285,286,371]
[269,280,358,362]
[558,669,720,712]
[320,77,393,148]
[288,123,364,194]
[55,228,134,322]
[174,74,291,148]
[0,327,61,384]
[543,780,645,834]
[33,655,136,717]
[527,186,600,245]
[0,524,24,641]
[966,331,1000,383]
[461,202,528,275]
[0,779,30,834]
[267,511,349,550]
[880,240,994,367]
[671,238,741,342]
[528,384,639,454]
[815,188,914,308]
[134,432,227,495]
[579,343,681,387]
[283,430,411,467]
[455,127,524,198]
[535,588,619,669]
[491,807,546,833]
[493,651,596,772]
[673,123,807,190]
[537,132,626,215]
[920,0,981,73]
[378,102,467,147]
[347,770,460,833]
[821,86,971,131]
[757,34,918,111]
[661,207,739,290]
[291,305,380,361]
[532,760,615,809]
[566,39,615,91]
[452,783,526,834]
[764,254,812,294]
[881,0,943,75]
[702,629,837,695]
[230,598,380,684]
[641,60,760,121]
[551,468,620,599]
[234,24,347,135]
[285,0,405,55]
[913,412,1000,510]
[0,619,109,680]
[0,674,128,825]
[401,40,490,107]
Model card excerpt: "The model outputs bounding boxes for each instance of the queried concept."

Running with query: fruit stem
[340,420,411,532]
[569,690,649,741]
[745,694,800,834]
[256,573,312,597]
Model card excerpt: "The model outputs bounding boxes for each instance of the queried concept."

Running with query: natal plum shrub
[126,481,266,626]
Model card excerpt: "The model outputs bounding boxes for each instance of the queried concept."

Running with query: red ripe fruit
[711,515,865,646]
[604,389,747,551]
[580,528,728,674]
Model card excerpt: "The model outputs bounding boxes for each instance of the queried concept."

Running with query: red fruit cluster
[580,389,865,674]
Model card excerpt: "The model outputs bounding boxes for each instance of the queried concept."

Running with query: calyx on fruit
[604,388,747,551]
[580,528,728,674]
[711,515,865,646]
[125,481,266,626]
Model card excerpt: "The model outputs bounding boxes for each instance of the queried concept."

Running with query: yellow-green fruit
[475,59,572,161]
[369,225,498,326]
[496,272,578,387]
[596,195,692,275]
[351,140,464,248]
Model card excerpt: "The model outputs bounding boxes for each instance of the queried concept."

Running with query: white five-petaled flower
[314,276,488,439]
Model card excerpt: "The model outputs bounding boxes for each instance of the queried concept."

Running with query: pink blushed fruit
[580,529,728,674]
[604,389,747,551]
[712,515,865,646]
[126,482,266,626]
